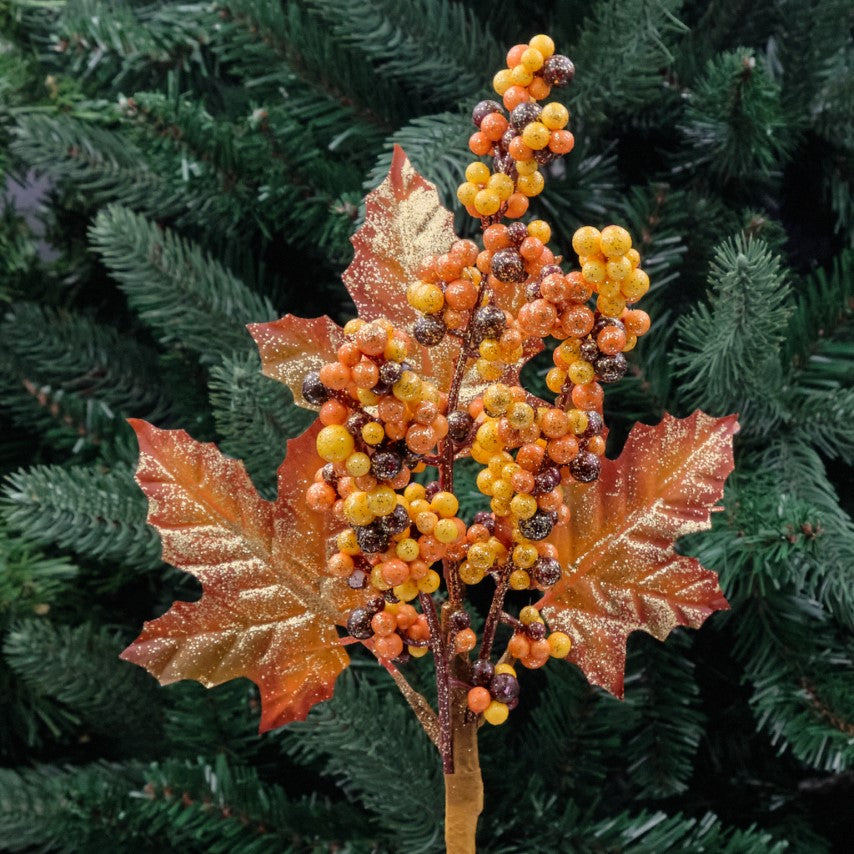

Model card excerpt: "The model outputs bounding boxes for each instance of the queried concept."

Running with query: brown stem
[478,562,512,662]
[421,592,454,774]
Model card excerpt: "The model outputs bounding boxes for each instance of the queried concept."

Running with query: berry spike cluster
[459,34,575,223]
[302,35,652,736]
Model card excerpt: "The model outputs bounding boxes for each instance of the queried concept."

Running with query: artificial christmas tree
[0,2,852,852]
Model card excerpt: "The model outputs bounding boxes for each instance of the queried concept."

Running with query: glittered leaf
[539,411,737,698]
[248,314,345,410]
[121,420,356,731]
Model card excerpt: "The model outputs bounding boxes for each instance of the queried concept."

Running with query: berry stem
[478,561,511,661]
[421,591,454,774]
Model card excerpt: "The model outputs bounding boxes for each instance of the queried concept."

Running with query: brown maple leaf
[538,410,738,697]
[250,146,538,410]
[121,419,363,731]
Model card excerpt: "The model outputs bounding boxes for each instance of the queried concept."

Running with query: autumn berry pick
[121,34,738,854]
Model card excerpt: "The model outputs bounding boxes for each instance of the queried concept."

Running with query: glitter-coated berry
[379,360,403,386]
[595,353,628,383]
[490,673,520,703]
[491,248,526,283]
[470,305,507,343]
[347,607,374,639]
[570,451,601,483]
[526,620,547,640]
[532,556,562,587]
[518,510,554,541]
[533,466,561,495]
[542,54,575,86]
[583,410,604,437]
[355,523,389,554]
[413,314,446,346]
[448,410,473,441]
[371,450,402,481]
[381,504,411,536]
[472,99,504,127]
[509,102,542,132]
[472,659,495,687]
[302,371,329,405]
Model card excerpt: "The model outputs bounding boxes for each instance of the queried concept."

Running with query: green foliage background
[0,0,852,850]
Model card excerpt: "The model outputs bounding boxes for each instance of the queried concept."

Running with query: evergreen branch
[4,620,164,754]
[1,464,161,571]
[89,205,275,363]
[673,234,792,426]
[208,351,314,499]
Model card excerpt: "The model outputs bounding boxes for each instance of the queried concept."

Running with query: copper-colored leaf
[248,314,344,410]
[539,411,738,698]
[121,420,355,731]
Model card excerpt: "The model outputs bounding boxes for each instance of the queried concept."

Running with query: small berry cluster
[459,34,575,221]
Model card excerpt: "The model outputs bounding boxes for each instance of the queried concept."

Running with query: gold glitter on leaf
[248,314,345,410]
[121,420,361,732]
[539,410,738,698]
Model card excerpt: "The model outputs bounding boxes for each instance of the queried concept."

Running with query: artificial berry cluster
[302,36,652,732]
[459,34,575,221]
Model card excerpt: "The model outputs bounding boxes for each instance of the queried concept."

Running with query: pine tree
[1,1,852,851]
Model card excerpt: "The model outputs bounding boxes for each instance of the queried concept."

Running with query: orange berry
[527,76,551,100]
[354,322,389,356]
[371,611,397,637]
[516,442,546,471]
[445,279,479,311]
[564,271,594,302]
[327,552,353,577]
[375,633,404,660]
[467,686,492,714]
[518,299,557,337]
[587,435,606,456]
[504,193,529,218]
[455,628,477,654]
[476,249,494,273]
[483,224,511,251]
[562,305,595,339]
[469,131,492,156]
[548,129,575,154]
[319,399,348,425]
[508,633,531,658]
[520,236,544,260]
[571,381,604,411]
[539,408,569,438]
[510,468,536,494]
[351,360,380,389]
[506,44,527,67]
[481,112,508,141]
[381,559,410,587]
[336,342,361,366]
[597,326,627,355]
[503,85,530,111]
[319,361,350,390]
[508,136,534,161]
[623,309,651,336]
[406,424,436,454]
[396,604,418,630]
[540,272,568,303]
[306,482,336,511]
[547,434,579,464]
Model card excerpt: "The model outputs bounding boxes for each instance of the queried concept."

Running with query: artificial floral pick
[122,33,737,854]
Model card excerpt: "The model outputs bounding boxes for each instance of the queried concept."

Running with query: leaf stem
[421,591,454,773]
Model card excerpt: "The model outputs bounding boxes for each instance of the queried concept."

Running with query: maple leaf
[249,145,538,410]
[121,419,362,731]
[538,410,738,698]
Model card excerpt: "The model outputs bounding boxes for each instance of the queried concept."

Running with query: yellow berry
[345,451,371,477]
[566,409,589,435]
[540,102,569,130]
[621,268,650,301]
[491,479,513,502]
[479,338,502,361]
[521,121,551,150]
[457,181,479,206]
[407,282,445,314]
[495,662,517,676]
[418,569,441,594]
[512,543,538,568]
[606,255,632,281]
[527,219,551,243]
[488,453,511,476]
[471,440,493,464]
[529,34,555,59]
[519,605,540,625]
[548,631,572,658]
[393,370,423,402]
[409,644,429,658]
[515,158,538,176]
[598,278,623,298]
[415,511,438,534]
[394,580,419,602]
[465,161,491,184]
[337,528,360,555]
[396,538,420,561]
[468,542,495,569]
[597,293,627,317]
[546,367,567,394]
[516,171,544,197]
[488,172,515,201]
[483,700,509,725]
[509,568,531,590]
[483,383,513,416]
[507,401,535,429]
[431,491,459,518]
[493,68,513,95]
[361,421,385,445]
[567,360,595,385]
[599,225,632,258]
[434,518,460,544]
[384,336,408,362]
[459,561,485,585]
[624,333,638,352]
[476,421,503,453]
[474,189,501,216]
[316,424,355,462]
[491,497,511,516]
[581,258,607,286]
[572,226,601,258]
[627,248,641,269]
[343,318,364,336]
[475,358,504,381]
[510,493,538,520]
[367,486,397,517]
[476,468,495,495]
[510,64,533,86]
[356,387,379,407]
[557,339,581,362]
[521,47,544,71]
[404,482,426,502]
